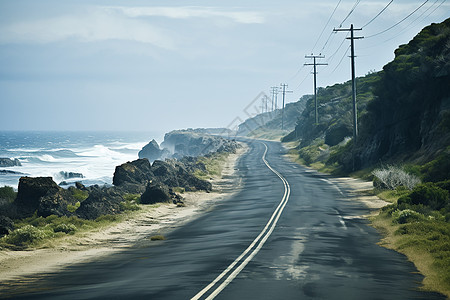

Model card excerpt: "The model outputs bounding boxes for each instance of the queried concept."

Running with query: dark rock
[140,182,170,204]
[0,170,25,175]
[76,187,124,220]
[161,130,239,158]
[37,189,76,218]
[13,177,78,218]
[151,160,212,192]
[75,182,87,190]
[15,177,61,216]
[113,159,153,187]
[59,171,84,179]
[0,216,14,236]
[138,139,163,162]
[0,158,21,167]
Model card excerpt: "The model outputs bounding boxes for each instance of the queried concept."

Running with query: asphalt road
[2,140,445,299]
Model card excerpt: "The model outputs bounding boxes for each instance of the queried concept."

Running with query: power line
[327,32,349,63]
[287,64,306,82]
[366,0,430,38]
[319,30,337,54]
[330,45,351,74]
[311,0,343,53]
[295,66,314,91]
[422,0,446,20]
[379,0,440,43]
[339,0,362,27]
[362,0,394,28]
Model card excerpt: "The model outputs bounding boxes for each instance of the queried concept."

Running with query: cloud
[0,8,175,48]
[110,6,265,24]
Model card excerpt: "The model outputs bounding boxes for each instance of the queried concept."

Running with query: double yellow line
[191,143,291,300]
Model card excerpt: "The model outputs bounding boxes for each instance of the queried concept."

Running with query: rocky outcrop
[76,187,124,220]
[0,216,13,236]
[59,171,84,179]
[113,159,153,193]
[0,158,21,167]
[152,160,212,192]
[13,177,78,217]
[160,130,239,158]
[0,170,25,175]
[15,177,61,216]
[138,139,170,162]
[140,182,170,204]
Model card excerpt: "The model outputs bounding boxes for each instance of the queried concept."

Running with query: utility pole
[304,54,327,125]
[280,83,293,130]
[333,24,363,143]
[334,24,363,170]
[271,86,279,111]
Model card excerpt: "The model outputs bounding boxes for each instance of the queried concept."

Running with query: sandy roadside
[0,144,248,283]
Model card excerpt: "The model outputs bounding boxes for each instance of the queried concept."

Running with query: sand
[0,144,247,284]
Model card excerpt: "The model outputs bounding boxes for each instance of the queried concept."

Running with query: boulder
[15,177,61,216]
[0,216,13,236]
[138,139,163,161]
[76,187,124,220]
[113,159,153,187]
[37,189,76,217]
[140,182,170,204]
[0,158,21,167]
[151,160,212,192]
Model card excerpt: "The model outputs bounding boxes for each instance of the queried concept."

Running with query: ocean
[0,131,164,189]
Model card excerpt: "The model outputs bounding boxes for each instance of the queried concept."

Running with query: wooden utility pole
[304,54,327,125]
[280,83,293,130]
[334,24,363,170]
[270,86,279,111]
[333,24,363,142]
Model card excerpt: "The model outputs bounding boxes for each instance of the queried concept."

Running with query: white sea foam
[0,139,151,188]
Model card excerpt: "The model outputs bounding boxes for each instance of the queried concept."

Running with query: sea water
[0,131,164,189]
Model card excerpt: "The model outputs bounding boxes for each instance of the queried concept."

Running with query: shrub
[123,193,141,202]
[119,201,140,211]
[2,225,51,246]
[421,150,450,182]
[71,189,89,201]
[392,209,424,224]
[0,186,16,202]
[372,165,421,190]
[150,235,165,241]
[407,183,449,210]
[53,223,77,234]
[67,201,80,213]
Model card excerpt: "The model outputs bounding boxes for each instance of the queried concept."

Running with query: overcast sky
[0,0,448,133]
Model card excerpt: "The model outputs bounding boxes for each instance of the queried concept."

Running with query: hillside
[237,95,310,138]
[282,72,380,147]
[355,18,450,168]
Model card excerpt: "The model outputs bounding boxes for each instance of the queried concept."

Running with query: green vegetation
[0,186,16,202]
[120,193,141,211]
[67,201,81,212]
[150,234,165,241]
[372,185,450,297]
[0,213,123,250]
[70,188,88,201]
[248,128,290,141]
[194,152,229,180]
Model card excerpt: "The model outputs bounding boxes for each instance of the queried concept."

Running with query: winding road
[2,140,445,299]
